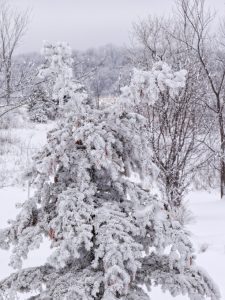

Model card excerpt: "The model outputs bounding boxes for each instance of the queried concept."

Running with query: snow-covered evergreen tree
[38,41,84,119]
[0,61,220,300]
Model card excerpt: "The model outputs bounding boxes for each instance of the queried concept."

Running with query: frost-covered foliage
[0,61,220,300]
[120,62,187,108]
[27,85,55,123]
[39,41,87,118]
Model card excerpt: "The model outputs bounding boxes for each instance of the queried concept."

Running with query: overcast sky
[10,0,225,54]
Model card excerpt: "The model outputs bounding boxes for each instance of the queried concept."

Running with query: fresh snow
[0,122,55,187]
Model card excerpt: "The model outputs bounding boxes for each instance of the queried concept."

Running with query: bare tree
[130,15,212,207]
[175,0,225,198]
[0,0,29,106]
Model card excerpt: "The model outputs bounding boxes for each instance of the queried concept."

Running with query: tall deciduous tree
[0,0,29,105]
[130,9,214,204]
[175,0,225,198]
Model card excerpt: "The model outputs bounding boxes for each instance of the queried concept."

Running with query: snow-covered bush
[0,61,220,300]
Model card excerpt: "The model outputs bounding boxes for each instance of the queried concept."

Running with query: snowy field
[0,122,55,188]
[0,124,224,299]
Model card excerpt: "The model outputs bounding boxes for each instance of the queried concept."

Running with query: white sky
[9,0,225,53]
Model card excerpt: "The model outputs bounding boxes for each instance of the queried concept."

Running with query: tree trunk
[220,157,225,199]
[5,61,12,105]
[166,173,182,207]
[218,111,225,199]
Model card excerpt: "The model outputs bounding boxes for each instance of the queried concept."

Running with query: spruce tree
[0,59,220,300]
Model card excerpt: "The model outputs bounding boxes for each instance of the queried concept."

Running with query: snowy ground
[0,122,55,187]
[0,123,224,299]
[150,190,225,300]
